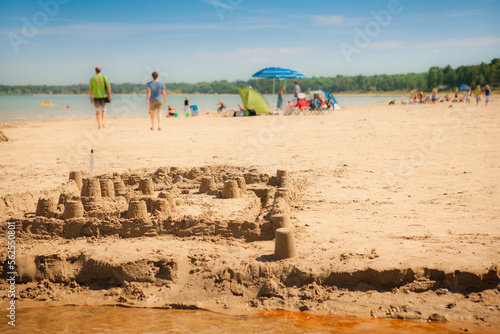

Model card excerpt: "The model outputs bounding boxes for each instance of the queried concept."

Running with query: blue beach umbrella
[252,67,306,107]
[458,84,470,91]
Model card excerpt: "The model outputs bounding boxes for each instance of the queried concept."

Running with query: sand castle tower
[62,200,84,219]
[276,169,288,186]
[113,178,126,196]
[127,200,149,219]
[270,212,291,230]
[274,227,297,260]
[81,178,101,199]
[158,192,176,210]
[35,197,57,218]
[222,180,240,199]
[99,179,115,198]
[235,176,247,194]
[152,198,171,218]
[139,178,154,195]
[199,176,216,194]
[69,171,83,189]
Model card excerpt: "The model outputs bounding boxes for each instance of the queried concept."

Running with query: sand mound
[0,130,8,142]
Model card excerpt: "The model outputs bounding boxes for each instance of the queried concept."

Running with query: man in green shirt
[89,66,111,129]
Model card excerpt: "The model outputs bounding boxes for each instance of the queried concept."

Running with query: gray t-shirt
[292,84,301,97]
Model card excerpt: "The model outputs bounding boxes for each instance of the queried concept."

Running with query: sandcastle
[19,166,296,244]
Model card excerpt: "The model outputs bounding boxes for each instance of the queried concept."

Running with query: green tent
[238,88,271,114]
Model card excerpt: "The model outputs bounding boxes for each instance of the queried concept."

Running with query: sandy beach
[1,101,499,331]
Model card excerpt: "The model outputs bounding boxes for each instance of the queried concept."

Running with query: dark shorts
[94,98,107,108]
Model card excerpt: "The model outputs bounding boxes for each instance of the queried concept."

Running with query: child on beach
[475,85,481,106]
[217,99,226,114]
[184,96,190,116]
[167,105,176,117]
[465,89,471,106]
[431,88,437,106]
[484,84,491,106]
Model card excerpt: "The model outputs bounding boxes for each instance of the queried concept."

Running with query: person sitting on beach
[474,85,481,106]
[167,105,176,117]
[217,99,226,114]
[320,96,327,109]
[445,94,451,102]
[295,97,309,111]
[248,106,257,116]
[389,100,396,105]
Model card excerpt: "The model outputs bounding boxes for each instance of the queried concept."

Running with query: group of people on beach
[89,67,233,130]
[397,85,492,107]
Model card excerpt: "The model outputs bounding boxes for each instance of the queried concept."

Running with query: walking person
[147,71,167,130]
[484,84,491,106]
[465,88,471,106]
[89,66,111,129]
[474,85,481,107]
[431,88,437,106]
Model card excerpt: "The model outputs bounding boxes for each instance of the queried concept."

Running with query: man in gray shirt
[292,81,301,98]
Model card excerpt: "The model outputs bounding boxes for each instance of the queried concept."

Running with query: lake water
[0,95,399,123]
[0,306,476,334]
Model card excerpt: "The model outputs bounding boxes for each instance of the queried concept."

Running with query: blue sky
[0,0,499,85]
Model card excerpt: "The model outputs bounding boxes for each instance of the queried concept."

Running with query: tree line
[1,59,498,96]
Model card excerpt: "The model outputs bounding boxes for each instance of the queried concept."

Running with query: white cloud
[0,22,222,38]
[312,15,368,27]
[200,0,235,10]
[312,15,344,26]
[367,37,500,50]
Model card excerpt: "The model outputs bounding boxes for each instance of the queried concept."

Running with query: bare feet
[158,128,162,131]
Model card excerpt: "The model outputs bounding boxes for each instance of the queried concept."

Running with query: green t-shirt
[89,74,110,98]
